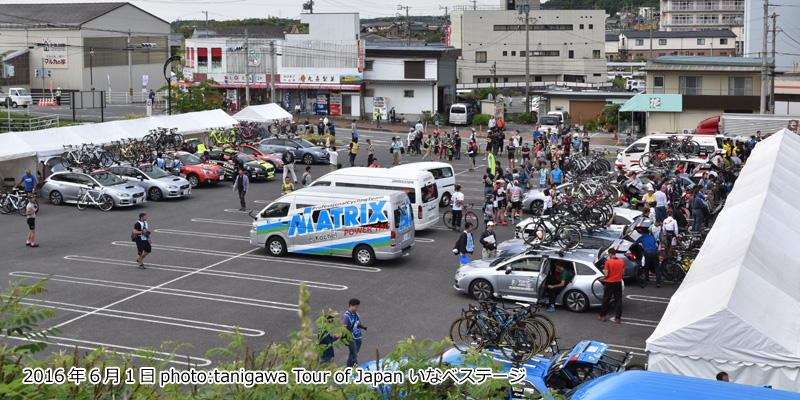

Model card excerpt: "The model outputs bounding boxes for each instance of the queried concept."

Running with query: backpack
[453,237,460,255]
[302,174,308,185]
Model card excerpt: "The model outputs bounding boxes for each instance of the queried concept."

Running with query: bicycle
[442,202,479,230]
[449,301,539,362]
[76,186,114,211]
[0,188,28,216]
[520,214,582,250]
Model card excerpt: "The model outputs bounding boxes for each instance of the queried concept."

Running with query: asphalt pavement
[1,128,669,369]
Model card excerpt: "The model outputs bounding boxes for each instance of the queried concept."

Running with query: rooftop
[622,30,736,39]
[0,2,167,27]
[193,26,285,39]
[645,56,767,72]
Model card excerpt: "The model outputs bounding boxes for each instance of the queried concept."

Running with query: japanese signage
[142,75,148,93]
[299,90,306,112]
[649,97,662,109]
[340,75,363,85]
[41,37,68,69]
[358,40,365,73]
[248,50,261,67]
[282,73,339,84]
[373,97,387,120]
[330,92,342,116]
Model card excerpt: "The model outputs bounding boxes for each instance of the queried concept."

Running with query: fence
[0,114,59,133]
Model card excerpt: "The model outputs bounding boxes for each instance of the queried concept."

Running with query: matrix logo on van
[289,201,389,237]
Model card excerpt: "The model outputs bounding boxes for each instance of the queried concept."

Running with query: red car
[167,151,224,187]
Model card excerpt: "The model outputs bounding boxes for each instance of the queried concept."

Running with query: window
[653,76,665,94]
[262,203,291,218]
[511,51,516,56]
[503,77,509,82]
[421,183,438,203]
[568,50,574,59]
[720,51,728,56]
[502,51,507,56]
[364,60,374,71]
[729,77,753,95]
[503,257,542,272]
[626,143,646,153]
[593,50,601,58]
[475,51,487,63]
[477,78,491,83]
[698,52,705,55]
[697,39,705,45]
[674,0,692,10]
[211,48,222,72]
[679,76,703,95]
[720,38,728,45]
[589,24,593,29]
[520,51,525,57]
[576,262,598,276]
[530,51,559,56]
[404,90,414,98]
[494,24,573,31]
[404,61,425,78]
[635,39,644,46]
[674,14,693,24]
[429,167,453,179]
[659,53,667,56]
[659,39,667,45]
[580,24,584,29]
[699,14,718,24]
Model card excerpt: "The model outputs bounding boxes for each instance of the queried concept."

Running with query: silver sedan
[108,164,191,201]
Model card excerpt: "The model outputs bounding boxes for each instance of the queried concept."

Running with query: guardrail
[0,114,60,132]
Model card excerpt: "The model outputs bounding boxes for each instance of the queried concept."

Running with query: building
[450,6,607,88]
[606,33,621,61]
[363,46,459,120]
[617,30,737,61]
[0,2,170,98]
[743,0,800,73]
[659,0,744,53]
[631,56,761,133]
[542,91,635,126]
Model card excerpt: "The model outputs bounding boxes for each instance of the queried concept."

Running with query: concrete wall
[365,82,435,121]
[621,35,736,57]
[648,109,721,134]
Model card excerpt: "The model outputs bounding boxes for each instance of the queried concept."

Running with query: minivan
[449,103,475,126]
[615,134,724,171]
[547,110,571,130]
[249,187,415,265]
[538,115,561,134]
[394,162,455,207]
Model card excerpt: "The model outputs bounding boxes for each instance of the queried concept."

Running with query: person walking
[351,119,358,142]
[25,194,38,248]
[318,315,340,365]
[391,136,402,166]
[406,128,416,156]
[598,248,624,323]
[232,169,250,211]
[422,135,433,160]
[689,188,706,232]
[375,111,382,128]
[457,222,475,266]
[451,184,465,231]
[433,112,440,130]
[301,166,312,187]
[348,140,359,167]
[654,187,668,222]
[327,146,338,171]
[636,222,661,287]
[366,139,375,166]
[14,170,37,197]
[282,147,298,184]
[133,212,151,269]
[479,221,497,259]
[389,107,396,125]
[343,298,365,368]
[454,132,462,160]
[467,140,477,171]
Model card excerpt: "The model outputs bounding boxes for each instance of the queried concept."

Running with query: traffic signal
[141,43,157,48]
[35,68,41,78]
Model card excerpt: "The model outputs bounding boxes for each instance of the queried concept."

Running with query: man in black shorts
[133,212,151,269]
[25,194,38,247]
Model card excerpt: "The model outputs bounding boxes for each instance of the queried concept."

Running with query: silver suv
[108,164,191,201]
[42,170,146,208]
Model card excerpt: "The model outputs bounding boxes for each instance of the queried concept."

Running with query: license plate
[182,190,189,195]
[251,172,257,177]
[403,232,411,241]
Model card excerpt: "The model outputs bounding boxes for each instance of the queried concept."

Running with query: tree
[156,79,222,114]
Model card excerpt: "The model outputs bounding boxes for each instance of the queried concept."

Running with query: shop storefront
[278,73,363,117]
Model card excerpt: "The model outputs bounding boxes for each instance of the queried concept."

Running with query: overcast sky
[10,0,549,23]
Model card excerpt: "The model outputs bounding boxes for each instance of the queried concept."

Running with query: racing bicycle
[76,186,114,211]
[0,188,28,216]
[443,202,479,230]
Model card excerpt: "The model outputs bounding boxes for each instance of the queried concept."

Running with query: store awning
[619,94,682,112]
[275,83,362,91]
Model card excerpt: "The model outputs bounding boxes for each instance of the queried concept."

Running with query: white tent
[232,104,292,123]
[646,130,800,392]
[0,133,38,186]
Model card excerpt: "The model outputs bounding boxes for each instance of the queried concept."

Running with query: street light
[89,47,94,90]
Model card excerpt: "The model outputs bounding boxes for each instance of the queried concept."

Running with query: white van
[310,168,439,230]
[394,162,455,207]
[615,134,724,170]
[250,187,415,266]
[449,103,475,126]
[538,115,561,133]
[547,110,571,129]
[626,80,646,92]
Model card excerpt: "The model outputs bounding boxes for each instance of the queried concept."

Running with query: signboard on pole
[142,75,149,93]
[146,100,152,116]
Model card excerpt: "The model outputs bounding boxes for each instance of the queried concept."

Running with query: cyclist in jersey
[507,181,523,221]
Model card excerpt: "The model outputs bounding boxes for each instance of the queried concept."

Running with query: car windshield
[179,154,203,165]
[238,154,255,162]
[91,172,127,186]
[540,117,559,125]
[256,145,277,155]
[489,257,506,267]
[140,165,171,179]
[293,139,315,148]
[17,89,31,96]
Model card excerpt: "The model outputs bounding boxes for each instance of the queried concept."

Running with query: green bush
[585,119,598,132]
[472,114,491,126]
[301,134,336,146]
[517,113,533,124]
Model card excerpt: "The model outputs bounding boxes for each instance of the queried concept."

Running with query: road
[1,128,669,369]
[23,102,151,123]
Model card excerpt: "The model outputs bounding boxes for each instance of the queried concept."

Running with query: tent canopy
[619,94,683,112]
[232,104,292,123]
[646,130,800,391]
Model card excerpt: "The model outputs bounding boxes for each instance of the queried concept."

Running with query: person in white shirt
[488,117,497,130]
[662,210,680,247]
[654,188,668,222]
[542,189,553,216]
[327,146,338,171]
[407,129,416,155]
[451,184,465,231]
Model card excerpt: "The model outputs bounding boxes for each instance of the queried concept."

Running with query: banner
[373,97,387,120]
[284,91,291,110]
[142,75,149,93]
[329,92,342,116]
[299,90,306,113]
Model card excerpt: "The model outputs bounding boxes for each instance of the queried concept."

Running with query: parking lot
[2,129,676,367]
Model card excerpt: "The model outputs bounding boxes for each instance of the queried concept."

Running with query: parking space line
[155,229,249,241]
[626,295,671,304]
[109,241,382,273]
[6,336,212,366]
[224,209,252,213]
[191,218,251,227]
[19,300,265,337]
[620,321,658,328]
[64,256,348,291]
[455,165,484,176]
[10,271,300,313]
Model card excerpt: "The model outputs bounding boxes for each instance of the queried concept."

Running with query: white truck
[0,87,33,108]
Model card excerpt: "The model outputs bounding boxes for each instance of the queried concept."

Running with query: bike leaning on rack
[0,188,28,216]
[76,185,114,211]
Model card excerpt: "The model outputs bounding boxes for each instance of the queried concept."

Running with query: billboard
[42,37,68,69]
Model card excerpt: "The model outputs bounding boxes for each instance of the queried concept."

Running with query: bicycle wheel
[0,199,10,214]
[77,194,89,211]
[442,210,455,229]
[465,211,479,230]
[500,326,536,363]
[530,313,556,349]
[16,200,27,216]
[519,318,548,354]
[450,316,484,352]
[635,264,647,288]
[99,194,114,211]
[556,224,582,250]
[522,220,545,246]
[591,277,605,300]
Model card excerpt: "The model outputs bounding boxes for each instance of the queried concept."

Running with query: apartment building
[618,30,737,61]
[659,0,744,53]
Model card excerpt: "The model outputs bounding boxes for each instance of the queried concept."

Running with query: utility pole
[760,0,769,114]
[270,40,276,104]
[127,30,133,103]
[398,5,411,46]
[471,0,477,10]
[202,11,208,27]
[490,61,496,83]
[648,17,654,61]
[517,1,532,111]
[244,29,250,107]
[769,12,777,114]
[439,5,449,26]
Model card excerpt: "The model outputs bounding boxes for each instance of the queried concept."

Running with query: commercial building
[617,30,737,61]
[0,2,170,100]
[450,6,607,87]
[743,0,800,73]
[659,0,744,53]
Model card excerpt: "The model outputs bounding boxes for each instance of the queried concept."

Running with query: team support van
[615,134,724,170]
[310,168,439,230]
[449,103,475,126]
[394,162,456,207]
[250,187,415,266]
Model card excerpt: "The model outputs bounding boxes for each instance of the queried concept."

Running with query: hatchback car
[258,137,330,165]
[166,151,224,188]
[230,143,284,169]
[42,170,146,208]
[208,152,275,180]
[107,164,191,201]
[454,249,619,312]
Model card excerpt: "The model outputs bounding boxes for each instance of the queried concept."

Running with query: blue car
[359,340,633,398]
[257,137,330,165]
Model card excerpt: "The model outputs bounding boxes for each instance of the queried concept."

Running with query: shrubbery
[472,114,491,127]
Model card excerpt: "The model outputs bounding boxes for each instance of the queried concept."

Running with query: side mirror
[295,146,301,150]
[248,210,258,220]
[137,175,145,180]
[505,266,512,275]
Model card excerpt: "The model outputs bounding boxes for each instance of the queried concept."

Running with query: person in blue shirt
[342,298,366,368]
[635,221,661,287]
[551,166,563,185]
[533,129,541,142]
[318,315,340,365]
[14,170,37,195]
[155,153,165,170]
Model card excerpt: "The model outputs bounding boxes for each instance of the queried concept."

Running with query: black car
[207,151,275,180]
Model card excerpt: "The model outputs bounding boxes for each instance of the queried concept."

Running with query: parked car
[454,248,620,312]
[626,80,646,93]
[165,151,224,188]
[0,87,33,108]
[107,164,191,201]
[40,156,70,177]
[42,170,146,208]
[207,151,275,180]
[521,183,572,215]
[257,137,330,165]
[229,143,284,169]
[537,116,561,135]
